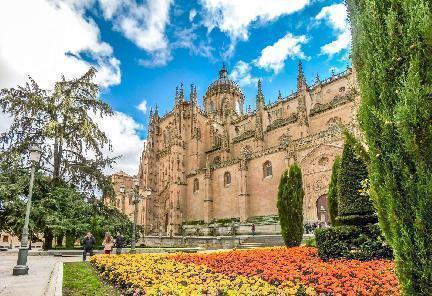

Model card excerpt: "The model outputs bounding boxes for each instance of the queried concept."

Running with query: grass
[63,262,121,296]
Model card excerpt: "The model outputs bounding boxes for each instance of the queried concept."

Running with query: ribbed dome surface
[206,65,243,96]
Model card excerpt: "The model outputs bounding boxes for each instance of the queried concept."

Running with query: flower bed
[91,253,314,295]
[172,247,399,295]
[90,247,399,295]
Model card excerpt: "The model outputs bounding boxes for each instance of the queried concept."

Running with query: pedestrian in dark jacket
[115,232,124,255]
[82,232,95,261]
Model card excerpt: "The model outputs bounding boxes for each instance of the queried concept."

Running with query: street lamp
[130,177,140,254]
[119,185,126,214]
[13,146,42,276]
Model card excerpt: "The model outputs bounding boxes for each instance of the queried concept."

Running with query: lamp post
[119,185,126,214]
[130,178,140,254]
[13,146,42,276]
[130,180,151,254]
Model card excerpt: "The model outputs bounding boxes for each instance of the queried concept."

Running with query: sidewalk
[0,255,80,296]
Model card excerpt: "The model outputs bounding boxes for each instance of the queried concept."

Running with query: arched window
[263,161,272,178]
[209,101,214,112]
[193,178,199,193]
[224,171,231,187]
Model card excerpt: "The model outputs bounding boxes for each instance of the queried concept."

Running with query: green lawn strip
[63,262,120,296]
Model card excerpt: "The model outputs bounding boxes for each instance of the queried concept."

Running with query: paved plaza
[0,254,80,296]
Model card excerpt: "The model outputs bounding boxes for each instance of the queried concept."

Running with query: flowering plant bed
[90,246,399,295]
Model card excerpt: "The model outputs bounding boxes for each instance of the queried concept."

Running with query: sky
[0,0,351,176]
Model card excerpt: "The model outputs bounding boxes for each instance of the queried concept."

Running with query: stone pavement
[0,255,81,296]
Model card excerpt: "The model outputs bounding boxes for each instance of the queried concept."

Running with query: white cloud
[254,33,308,74]
[200,0,309,56]
[229,61,259,87]
[189,8,197,22]
[171,26,215,60]
[98,0,173,67]
[94,111,145,176]
[0,0,121,89]
[137,100,148,114]
[315,4,351,56]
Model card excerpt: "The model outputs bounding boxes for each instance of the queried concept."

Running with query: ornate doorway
[316,194,330,223]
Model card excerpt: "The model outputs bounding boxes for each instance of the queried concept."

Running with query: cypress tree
[347,0,432,293]
[327,156,341,226]
[336,136,375,226]
[277,163,304,247]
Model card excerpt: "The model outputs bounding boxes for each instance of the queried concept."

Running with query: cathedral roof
[205,64,244,97]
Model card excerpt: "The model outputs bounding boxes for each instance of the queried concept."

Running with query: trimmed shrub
[336,136,375,225]
[277,163,304,247]
[316,224,392,260]
[327,156,341,225]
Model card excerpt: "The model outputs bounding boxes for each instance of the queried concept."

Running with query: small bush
[316,224,392,260]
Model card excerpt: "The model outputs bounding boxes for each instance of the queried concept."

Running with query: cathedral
[109,62,360,235]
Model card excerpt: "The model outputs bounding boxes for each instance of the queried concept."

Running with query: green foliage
[277,163,304,247]
[327,156,341,225]
[315,224,392,260]
[304,236,316,247]
[0,165,134,249]
[336,136,375,225]
[0,68,117,196]
[347,0,432,293]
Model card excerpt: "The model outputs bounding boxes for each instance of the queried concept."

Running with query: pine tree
[277,163,304,247]
[327,156,341,225]
[347,0,432,293]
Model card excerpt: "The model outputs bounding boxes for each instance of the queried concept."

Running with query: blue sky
[0,0,351,174]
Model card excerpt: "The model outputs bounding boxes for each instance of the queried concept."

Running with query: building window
[209,101,214,112]
[3,235,8,242]
[224,172,231,187]
[263,161,272,178]
[117,199,120,208]
[193,178,199,193]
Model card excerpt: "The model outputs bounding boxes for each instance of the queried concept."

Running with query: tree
[336,136,375,226]
[347,0,432,293]
[0,68,116,196]
[277,163,304,247]
[327,156,341,225]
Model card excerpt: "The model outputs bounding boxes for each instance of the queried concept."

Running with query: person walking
[82,232,95,261]
[115,231,124,255]
[103,232,113,255]
[251,224,256,236]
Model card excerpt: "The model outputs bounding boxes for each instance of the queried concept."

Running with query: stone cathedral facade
[110,62,360,235]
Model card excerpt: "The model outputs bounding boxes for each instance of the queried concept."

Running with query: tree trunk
[56,233,64,247]
[43,230,54,250]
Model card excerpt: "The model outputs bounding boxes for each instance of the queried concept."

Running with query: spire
[297,60,307,90]
[179,82,184,101]
[154,104,159,119]
[256,79,265,109]
[278,90,283,101]
[149,107,153,124]
[314,73,321,86]
[175,86,179,104]
[190,83,196,103]
[219,63,228,79]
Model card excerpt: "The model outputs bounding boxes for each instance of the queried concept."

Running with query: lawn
[63,262,121,296]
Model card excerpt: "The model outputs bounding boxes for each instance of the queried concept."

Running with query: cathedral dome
[205,64,243,97]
